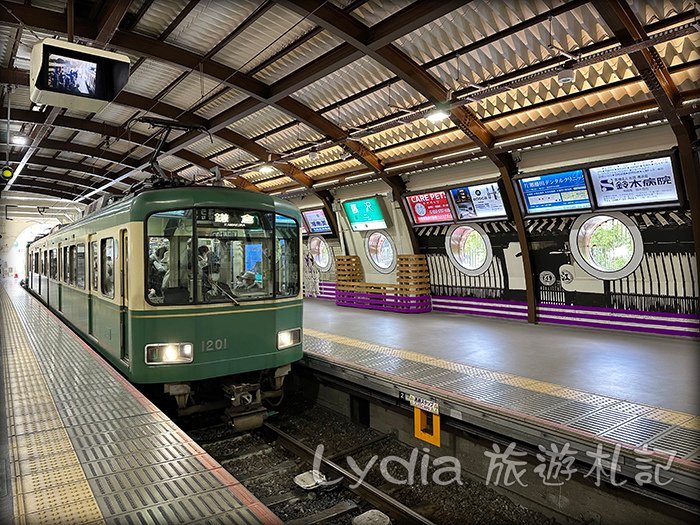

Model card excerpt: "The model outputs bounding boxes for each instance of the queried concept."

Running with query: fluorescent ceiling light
[345,172,372,182]
[494,130,556,147]
[433,147,481,160]
[573,108,657,128]
[313,179,338,188]
[11,135,28,145]
[260,164,275,174]
[385,160,423,172]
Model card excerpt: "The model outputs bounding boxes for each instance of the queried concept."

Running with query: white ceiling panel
[193,87,249,119]
[161,71,226,111]
[350,0,413,27]
[133,0,192,38]
[125,59,185,99]
[227,106,295,139]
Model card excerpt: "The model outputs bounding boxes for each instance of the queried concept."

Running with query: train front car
[131,187,303,428]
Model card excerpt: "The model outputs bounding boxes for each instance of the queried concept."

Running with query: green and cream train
[25,186,303,426]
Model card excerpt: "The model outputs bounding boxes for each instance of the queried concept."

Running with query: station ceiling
[0,0,698,216]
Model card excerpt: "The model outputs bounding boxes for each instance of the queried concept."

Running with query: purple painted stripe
[432,295,527,307]
[317,294,336,301]
[319,282,337,289]
[536,308,699,329]
[337,301,431,313]
[539,316,700,338]
[432,306,527,322]
[336,298,433,309]
[337,291,431,302]
[538,301,699,320]
[431,299,527,315]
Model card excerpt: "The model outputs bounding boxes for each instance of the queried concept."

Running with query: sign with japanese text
[406,191,454,224]
[450,182,507,220]
[519,170,591,214]
[342,197,387,231]
[399,391,439,414]
[302,209,332,233]
[589,157,678,207]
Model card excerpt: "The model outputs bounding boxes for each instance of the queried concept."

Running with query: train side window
[101,238,115,298]
[63,247,70,283]
[76,244,86,289]
[276,214,300,297]
[43,251,48,276]
[49,249,58,279]
[91,241,99,290]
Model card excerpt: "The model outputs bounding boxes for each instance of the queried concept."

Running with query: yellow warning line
[304,328,697,428]
[0,288,105,525]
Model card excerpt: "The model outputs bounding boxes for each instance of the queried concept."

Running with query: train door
[57,244,63,312]
[88,236,96,336]
[119,229,129,363]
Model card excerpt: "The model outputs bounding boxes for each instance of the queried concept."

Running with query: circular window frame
[308,235,333,272]
[364,230,397,274]
[445,223,493,276]
[569,212,643,280]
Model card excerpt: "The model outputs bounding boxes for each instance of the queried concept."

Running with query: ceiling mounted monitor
[30,39,130,112]
[589,157,679,208]
[301,209,332,234]
[342,196,389,232]
[405,191,454,225]
[518,169,591,215]
[449,182,507,220]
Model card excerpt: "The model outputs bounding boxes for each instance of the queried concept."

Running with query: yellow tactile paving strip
[304,328,698,429]
[1,291,105,525]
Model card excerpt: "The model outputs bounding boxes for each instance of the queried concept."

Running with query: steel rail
[263,422,438,525]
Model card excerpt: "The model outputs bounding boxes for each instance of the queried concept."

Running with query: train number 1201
[201,338,228,352]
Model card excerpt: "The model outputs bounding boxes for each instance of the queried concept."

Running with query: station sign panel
[589,157,679,208]
[301,209,332,234]
[406,191,454,224]
[449,182,507,220]
[518,169,591,214]
[342,197,388,231]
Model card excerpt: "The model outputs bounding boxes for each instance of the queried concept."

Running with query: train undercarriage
[163,364,291,430]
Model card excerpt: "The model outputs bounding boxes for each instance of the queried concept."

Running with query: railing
[335,255,431,313]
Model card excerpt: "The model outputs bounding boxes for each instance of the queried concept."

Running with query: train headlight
[277,328,301,350]
[145,343,194,364]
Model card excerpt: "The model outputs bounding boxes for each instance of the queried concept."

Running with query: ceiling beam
[4,184,95,202]
[18,168,122,194]
[94,0,135,45]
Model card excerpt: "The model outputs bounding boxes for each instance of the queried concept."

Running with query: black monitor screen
[47,54,97,97]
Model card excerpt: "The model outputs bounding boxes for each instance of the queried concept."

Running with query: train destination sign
[449,182,507,220]
[342,197,388,231]
[302,209,332,234]
[589,157,679,207]
[519,169,591,214]
[406,191,454,224]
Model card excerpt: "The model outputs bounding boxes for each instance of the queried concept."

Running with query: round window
[365,231,396,273]
[308,236,332,272]
[569,212,643,280]
[445,224,493,276]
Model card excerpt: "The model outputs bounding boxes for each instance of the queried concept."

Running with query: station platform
[0,280,281,525]
[302,299,700,500]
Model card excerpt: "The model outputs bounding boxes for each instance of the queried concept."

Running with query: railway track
[185,417,435,524]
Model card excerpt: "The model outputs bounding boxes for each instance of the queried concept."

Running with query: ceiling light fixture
[433,147,481,161]
[426,108,450,123]
[573,108,657,128]
[260,164,274,174]
[308,147,319,161]
[385,160,423,172]
[494,130,557,147]
[11,135,27,145]
[313,179,337,188]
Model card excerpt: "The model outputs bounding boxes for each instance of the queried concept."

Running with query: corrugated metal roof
[133,0,192,39]
[164,0,261,55]
[258,122,324,154]
[0,26,16,68]
[93,103,139,127]
[159,155,191,172]
[125,59,186,99]
[193,87,249,119]
[350,0,413,27]
[211,148,259,168]
[212,4,315,73]
[228,105,295,139]
[253,30,343,84]
[161,71,226,112]
[187,134,232,158]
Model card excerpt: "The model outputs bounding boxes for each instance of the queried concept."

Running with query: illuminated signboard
[406,191,454,224]
[449,182,507,220]
[342,197,387,232]
[301,209,332,234]
[518,170,591,214]
[589,157,678,207]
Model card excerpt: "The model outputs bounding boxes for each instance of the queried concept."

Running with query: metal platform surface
[0,280,281,525]
[301,327,700,500]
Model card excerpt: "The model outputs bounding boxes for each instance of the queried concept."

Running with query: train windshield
[146,208,299,305]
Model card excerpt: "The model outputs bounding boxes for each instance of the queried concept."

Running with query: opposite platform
[0,279,281,525]
[301,300,700,501]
